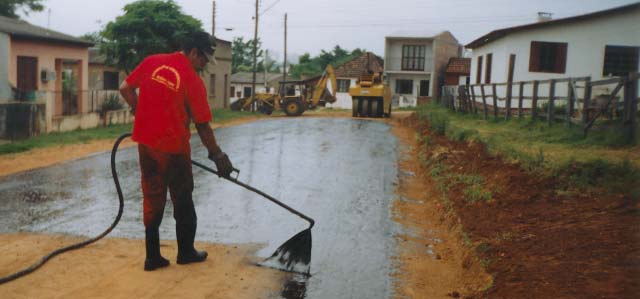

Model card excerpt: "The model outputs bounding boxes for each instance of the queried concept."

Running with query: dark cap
[182,31,216,63]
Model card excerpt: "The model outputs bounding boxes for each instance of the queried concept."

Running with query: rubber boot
[144,227,170,271]
[176,221,208,265]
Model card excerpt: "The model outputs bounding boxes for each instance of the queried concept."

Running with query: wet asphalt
[0,118,401,299]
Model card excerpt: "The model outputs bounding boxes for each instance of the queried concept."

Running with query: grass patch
[211,108,261,123]
[0,108,259,156]
[0,123,133,155]
[416,102,640,196]
[396,106,419,111]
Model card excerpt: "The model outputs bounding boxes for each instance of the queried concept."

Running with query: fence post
[532,80,539,120]
[623,72,638,144]
[581,77,592,125]
[481,84,488,120]
[453,86,458,112]
[547,79,556,124]
[518,82,524,118]
[451,88,456,111]
[566,79,575,126]
[458,85,465,112]
[492,83,498,119]
[470,85,477,115]
[467,86,473,113]
[450,88,455,111]
[505,82,513,120]
[442,87,448,107]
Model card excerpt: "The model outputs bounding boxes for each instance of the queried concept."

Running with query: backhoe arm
[310,64,337,106]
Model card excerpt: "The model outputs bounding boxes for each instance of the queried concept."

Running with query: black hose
[0,133,130,285]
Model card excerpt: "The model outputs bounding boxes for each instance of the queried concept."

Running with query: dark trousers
[138,144,196,238]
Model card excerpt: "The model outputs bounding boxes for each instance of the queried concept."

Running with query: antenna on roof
[47,9,51,29]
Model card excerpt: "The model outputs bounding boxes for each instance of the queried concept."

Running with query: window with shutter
[476,56,483,84]
[401,45,426,71]
[485,53,492,83]
[103,71,119,90]
[529,41,567,73]
[337,79,351,92]
[395,79,413,94]
[603,45,639,76]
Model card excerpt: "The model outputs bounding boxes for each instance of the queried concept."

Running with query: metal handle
[192,160,315,228]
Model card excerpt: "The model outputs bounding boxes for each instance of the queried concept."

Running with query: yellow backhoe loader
[349,71,392,118]
[230,65,337,117]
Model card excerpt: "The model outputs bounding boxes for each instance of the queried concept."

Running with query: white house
[466,3,640,100]
[384,31,460,107]
[325,52,384,110]
[229,72,282,102]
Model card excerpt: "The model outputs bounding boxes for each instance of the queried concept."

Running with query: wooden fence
[441,72,639,143]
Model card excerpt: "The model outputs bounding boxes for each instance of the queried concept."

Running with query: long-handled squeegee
[190,160,315,275]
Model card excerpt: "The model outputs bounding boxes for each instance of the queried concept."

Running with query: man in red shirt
[119,31,233,271]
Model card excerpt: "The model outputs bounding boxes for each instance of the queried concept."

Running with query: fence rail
[441,72,639,144]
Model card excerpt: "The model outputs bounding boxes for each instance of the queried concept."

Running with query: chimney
[537,12,553,22]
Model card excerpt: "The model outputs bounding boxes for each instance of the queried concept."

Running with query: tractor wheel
[371,100,379,118]
[283,99,303,116]
[359,98,369,117]
[230,98,246,111]
[352,98,359,117]
[258,104,274,115]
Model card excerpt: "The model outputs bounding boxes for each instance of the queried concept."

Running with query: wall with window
[384,38,434,72]
[88,64,123,91]
[9,39,90,132]
[469,8,640,86]
[229,82,268,103]
[202,39,232,109]
[325,77,356,109]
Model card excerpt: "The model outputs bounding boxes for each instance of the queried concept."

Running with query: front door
[419,80,430,97]
[17,56,38,100]
[243,86,252,98]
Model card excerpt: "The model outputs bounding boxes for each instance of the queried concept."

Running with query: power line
[260,0,281,15]
[219,15,537,30]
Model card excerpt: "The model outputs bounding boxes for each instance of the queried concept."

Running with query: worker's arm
[196,122,233,177]
[119,81,138,114]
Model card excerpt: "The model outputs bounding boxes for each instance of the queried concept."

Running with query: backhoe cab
[230,65,337,117]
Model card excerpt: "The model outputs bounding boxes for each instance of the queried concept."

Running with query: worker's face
[188,48,209,71]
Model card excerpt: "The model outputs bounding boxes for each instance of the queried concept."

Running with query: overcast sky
[20,0,638,61]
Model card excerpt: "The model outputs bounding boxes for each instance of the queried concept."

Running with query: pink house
[0,15,94,136]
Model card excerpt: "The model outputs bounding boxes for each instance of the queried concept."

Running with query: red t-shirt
[126,52,212,154]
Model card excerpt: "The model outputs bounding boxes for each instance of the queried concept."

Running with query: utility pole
[251,0,259,112]
[264,49,268,92]
[282,13,287,96]
[211,1,216,36]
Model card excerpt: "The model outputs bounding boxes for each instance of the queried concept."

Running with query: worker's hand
[208,151,233,178]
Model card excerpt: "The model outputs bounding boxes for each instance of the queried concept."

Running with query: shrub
[539,102,567,115]
[101,94,124,112]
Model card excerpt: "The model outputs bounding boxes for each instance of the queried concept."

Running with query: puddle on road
[0,118,400,299]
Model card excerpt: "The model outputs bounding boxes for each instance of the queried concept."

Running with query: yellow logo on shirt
[151,65,181,92]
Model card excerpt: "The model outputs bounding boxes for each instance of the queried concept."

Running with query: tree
[100,0,203,73]
[231,37,263,73]
[79,32,103,44]
[0,0,44,19]
[289,46,368,79]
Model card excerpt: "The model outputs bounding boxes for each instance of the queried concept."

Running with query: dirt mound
[407,115,640,299]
